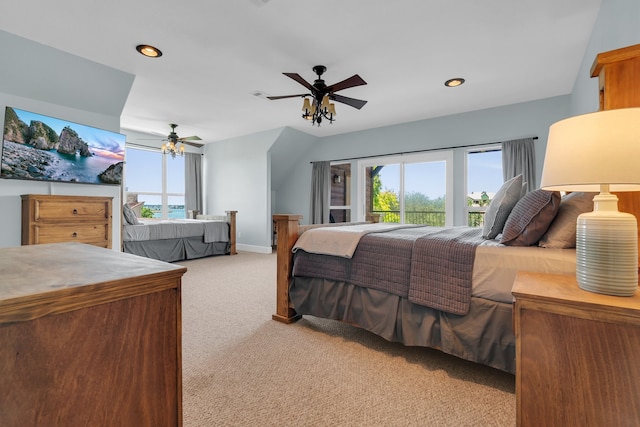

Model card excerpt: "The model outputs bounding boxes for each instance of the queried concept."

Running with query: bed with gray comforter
[286,223,575,374]
[123,219,231,262]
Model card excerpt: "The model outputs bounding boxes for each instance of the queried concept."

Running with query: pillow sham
[482,174,524,239]
[538,192,596,249]
[500,189,561,246]
[123,203,140,225]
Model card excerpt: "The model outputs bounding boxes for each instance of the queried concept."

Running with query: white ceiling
[0,0,602,144]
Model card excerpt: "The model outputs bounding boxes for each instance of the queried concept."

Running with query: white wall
[204,128,284,253]
[276,96,570,226]
[570,0,640,115]
[0,31,134,249]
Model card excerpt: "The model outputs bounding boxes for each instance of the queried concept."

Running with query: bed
[272,183,599,374]
[122,210,237,262]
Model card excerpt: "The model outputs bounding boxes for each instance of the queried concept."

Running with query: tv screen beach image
[1,107,125,185]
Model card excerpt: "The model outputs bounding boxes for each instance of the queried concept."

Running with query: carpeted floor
[177,251,516,427]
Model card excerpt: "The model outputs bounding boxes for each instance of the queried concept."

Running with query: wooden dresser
[21,194,112,248]
[512,272,640,427]
[0,243,186,426]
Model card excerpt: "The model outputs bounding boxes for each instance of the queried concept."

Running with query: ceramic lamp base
[576,194,638,296]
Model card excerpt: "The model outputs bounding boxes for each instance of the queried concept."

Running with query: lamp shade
[540,108,640,192]
[541,108,640,296]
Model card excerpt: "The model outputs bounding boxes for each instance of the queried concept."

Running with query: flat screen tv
[1,107,125,185]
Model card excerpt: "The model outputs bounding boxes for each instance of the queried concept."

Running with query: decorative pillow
[500,190,561,246]
[482,174,524,239]
[538,192,596,249]
[123,204,140,225]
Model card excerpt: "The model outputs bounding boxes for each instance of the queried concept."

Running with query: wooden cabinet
[591,43,640,111]
[591,44,640,266]
[512,272,640,427]
[21,194,112,248]
[0,242,186,426]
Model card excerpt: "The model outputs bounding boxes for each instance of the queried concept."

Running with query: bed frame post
[226,211,238,255]
[272,214,303,324]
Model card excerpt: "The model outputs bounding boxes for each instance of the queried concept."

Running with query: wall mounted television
[1,107,125,185]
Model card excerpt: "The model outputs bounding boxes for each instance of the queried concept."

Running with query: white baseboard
[236,244,273,254]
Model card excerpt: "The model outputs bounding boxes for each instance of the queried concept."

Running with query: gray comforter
[292,226,484,315]
[123,219,229,243]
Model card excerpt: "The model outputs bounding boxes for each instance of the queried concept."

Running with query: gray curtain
[502,137,536,192]
[310,161,330,224]
[185,152,203,215]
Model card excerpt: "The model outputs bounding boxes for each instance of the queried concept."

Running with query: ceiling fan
[267,65,367,125]
[165,123,203,148]
[150,123,203,158]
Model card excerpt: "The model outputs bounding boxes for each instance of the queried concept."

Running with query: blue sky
[10,107,126,160]
[124,148,185,205]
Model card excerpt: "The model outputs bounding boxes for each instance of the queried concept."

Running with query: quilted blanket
[408,227,484,315]
[292,225,483,315]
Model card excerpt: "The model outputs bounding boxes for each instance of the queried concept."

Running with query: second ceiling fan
[268,65,367,126]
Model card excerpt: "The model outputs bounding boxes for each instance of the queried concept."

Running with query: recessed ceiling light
[136,44,163,58]
[444,78,465,87]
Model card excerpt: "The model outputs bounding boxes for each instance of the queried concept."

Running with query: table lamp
[540,108,640,296]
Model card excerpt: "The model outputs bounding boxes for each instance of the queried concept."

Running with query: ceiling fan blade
[267,93,308,100]
[178,135,202,141]
[326,74,367,94]
[330,94,368,110]
[283,73,315,91]
[181,140,204,148]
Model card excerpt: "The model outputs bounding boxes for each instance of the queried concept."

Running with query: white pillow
[123,204,140,225]
[482,174,524,239]
[538,192,596,249]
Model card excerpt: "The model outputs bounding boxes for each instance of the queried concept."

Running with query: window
[466,147,503,226]
[329,163,351,223]
[359,152,453,225]
[125,147,185,219]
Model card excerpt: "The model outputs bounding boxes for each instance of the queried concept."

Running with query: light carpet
[178,252,515,427]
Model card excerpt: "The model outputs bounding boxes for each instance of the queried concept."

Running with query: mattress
[472,240,576,303]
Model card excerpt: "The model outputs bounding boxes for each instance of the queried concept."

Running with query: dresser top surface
[0,243,186,308]
[513,271,640,313]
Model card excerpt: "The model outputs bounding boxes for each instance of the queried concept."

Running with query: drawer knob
[72,232,78,238]
[72,209,78,214]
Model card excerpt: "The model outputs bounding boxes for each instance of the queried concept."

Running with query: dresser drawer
[33,199,110,222]
[22,194,113,248]
[33,224,109,246]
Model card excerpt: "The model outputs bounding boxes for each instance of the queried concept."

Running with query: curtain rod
[311,136,538,164]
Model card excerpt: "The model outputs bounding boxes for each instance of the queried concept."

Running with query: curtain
[185,152,203,215]
[310,161,330,224]
[502,137,536,193]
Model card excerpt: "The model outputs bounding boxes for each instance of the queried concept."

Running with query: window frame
[464,144,502,227]
[357,150,454,225]
[124,145,186,219]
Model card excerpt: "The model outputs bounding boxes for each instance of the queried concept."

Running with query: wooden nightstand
[512,272,640,427]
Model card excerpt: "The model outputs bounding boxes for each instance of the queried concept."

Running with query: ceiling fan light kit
[161,124,202,158]
[268,65,367,127]
[162,140,185,158]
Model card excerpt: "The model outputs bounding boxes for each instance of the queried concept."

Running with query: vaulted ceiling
[0,0,602,144]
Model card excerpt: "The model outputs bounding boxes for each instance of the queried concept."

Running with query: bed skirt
[123,236,230,263]
[290,276,516,374]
